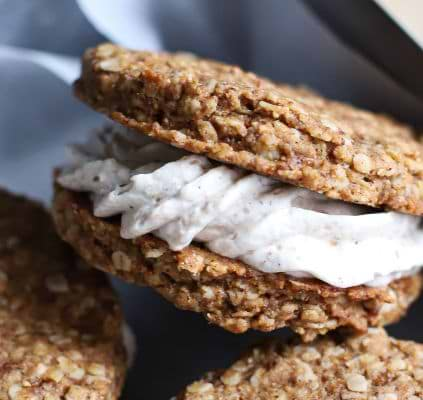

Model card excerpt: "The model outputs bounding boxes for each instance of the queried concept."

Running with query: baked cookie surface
[0,189,127,400]
[52,185,422,341]
[75,43,423,215]
[178,328,423,399]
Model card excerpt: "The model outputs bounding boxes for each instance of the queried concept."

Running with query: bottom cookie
[178,328,423,399]
[0,189,129,400]
[53,185,422,341]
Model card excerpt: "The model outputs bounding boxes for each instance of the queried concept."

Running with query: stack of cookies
[3,43,423,399]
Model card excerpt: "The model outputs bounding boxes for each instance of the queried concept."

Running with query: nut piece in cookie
[177,328,423,399]
[0,189,128,400]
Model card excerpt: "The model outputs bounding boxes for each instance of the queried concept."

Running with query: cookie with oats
[52,185,422,342]
[75,43,423,216]
[177,328,423,399]
[0,189,128,400]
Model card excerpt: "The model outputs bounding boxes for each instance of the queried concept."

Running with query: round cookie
[0,189,128,400]
[75,43,423,215]
[52,185,422,342]
[178,328,423,399]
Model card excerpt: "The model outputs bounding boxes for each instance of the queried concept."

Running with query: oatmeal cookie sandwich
[53,43,423,341]
[0,188,132,400]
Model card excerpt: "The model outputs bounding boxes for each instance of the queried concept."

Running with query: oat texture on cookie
[178,328,423,399]
[0,189,127,400]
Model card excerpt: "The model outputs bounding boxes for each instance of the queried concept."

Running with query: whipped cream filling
[58,126,423,288]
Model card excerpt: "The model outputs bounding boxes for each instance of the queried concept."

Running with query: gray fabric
[0,2,422,399]
[0,0,103,55]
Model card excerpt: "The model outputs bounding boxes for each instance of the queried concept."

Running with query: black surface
[304,0,423,103]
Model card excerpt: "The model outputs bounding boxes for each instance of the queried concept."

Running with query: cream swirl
[58,126,423,288]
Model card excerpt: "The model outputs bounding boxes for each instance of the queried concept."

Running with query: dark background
[0,1,422,398]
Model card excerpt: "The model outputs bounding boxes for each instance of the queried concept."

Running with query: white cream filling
[58,126,423,288]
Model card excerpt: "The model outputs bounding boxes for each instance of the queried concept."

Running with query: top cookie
[0,189,127,400]
[75,43,423,215]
